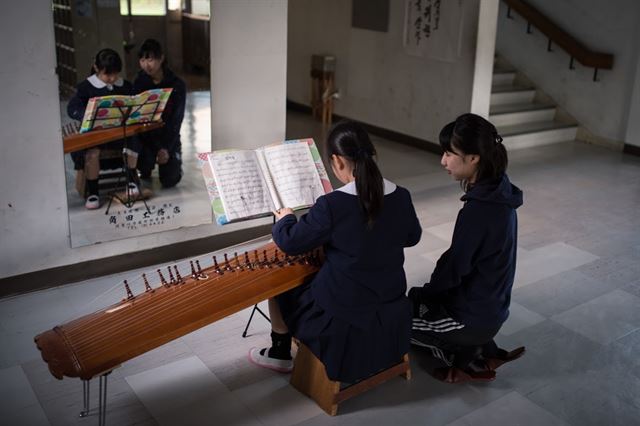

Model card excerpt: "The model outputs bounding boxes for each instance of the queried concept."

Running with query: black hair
[440,113,508,191]
[90,48,122,76]
[138,39,168,71]
[327,120,384,228]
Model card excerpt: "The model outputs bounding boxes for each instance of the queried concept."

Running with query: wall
[287,0,482,145]
[0,0,287,280]
[496,0,640,142]
[73,0,126,80]
[625,42,640,148]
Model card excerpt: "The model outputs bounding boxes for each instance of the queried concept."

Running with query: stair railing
[503,0,613,81]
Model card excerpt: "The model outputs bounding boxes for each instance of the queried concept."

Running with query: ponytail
[327,121,384,228]
[354,150,384,228]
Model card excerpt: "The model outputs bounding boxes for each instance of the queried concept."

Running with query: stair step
[498,121,578,150]
[492,84,534,93]
[490,102,556,126]
[491,86,536,106]
[492,71,516,86]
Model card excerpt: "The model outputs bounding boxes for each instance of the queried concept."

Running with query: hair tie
[355,148,369,159]
[494,134,503,145]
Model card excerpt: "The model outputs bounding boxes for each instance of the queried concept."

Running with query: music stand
[103,103,152,215]
[79,91,169,214]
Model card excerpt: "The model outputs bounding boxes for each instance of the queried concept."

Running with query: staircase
[490,57,578,150]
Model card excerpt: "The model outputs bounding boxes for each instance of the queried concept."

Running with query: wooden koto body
[34,243,321,381]
[63,122,163,153]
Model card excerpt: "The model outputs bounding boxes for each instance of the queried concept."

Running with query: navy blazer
[273,180,422,329]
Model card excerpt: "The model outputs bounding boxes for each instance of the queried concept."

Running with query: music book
[198,139,333,225]
[79,88,173,133]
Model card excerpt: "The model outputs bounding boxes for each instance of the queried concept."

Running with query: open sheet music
[198,139,333,224]
[79,88,173,133]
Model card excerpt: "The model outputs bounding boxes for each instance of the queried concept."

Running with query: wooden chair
[290,343,411,416]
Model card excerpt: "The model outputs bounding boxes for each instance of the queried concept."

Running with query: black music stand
[241,216,275,338]
[241,304,271,338]
[103,103,152,215]
[80,93,166,214]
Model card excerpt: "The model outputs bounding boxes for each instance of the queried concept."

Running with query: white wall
[287,0,482,144]
[0,0,287,280]
[496,0,640,142]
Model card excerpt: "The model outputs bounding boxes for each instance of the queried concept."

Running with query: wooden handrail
[503,0,613,70]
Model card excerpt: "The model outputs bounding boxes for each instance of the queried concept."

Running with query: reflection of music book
[198,139,333,225]
[79,88,173,133]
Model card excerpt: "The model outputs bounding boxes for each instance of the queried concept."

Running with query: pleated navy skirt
[276,280,412,382]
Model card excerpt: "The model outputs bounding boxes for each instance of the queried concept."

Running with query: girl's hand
[273,207,294,220]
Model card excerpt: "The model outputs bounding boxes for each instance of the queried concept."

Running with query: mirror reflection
[53,0,213,247]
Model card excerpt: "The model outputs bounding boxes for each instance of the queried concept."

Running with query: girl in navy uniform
[67,48,141,209]
[133,39,186,188]
[409,113,525,383]
[249,120,422,382]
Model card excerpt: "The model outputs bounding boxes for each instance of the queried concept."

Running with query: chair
[290,343,411,416]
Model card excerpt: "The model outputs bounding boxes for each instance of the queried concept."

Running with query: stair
[490,58,577,149]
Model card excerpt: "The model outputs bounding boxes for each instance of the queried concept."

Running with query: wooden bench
[290,343,411,416]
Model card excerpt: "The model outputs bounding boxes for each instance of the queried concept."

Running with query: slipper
[432,366,496,383]
[485,346,526,370]
[248,347,293,373]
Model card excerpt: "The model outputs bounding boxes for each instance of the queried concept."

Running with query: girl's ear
[468,154,480,165]
[331,154,345,170]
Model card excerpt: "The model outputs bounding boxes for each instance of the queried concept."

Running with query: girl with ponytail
[410,113,525,383]
[249,120,422,382]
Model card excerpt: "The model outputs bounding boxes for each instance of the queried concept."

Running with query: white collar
[335,178,397,195]
[88,74,124,91]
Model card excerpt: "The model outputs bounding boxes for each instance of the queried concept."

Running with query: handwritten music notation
[208,150,274,221]
[262,142,325,209]
[200,139,330,224]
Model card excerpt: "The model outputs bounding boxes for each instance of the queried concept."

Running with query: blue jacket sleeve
[159,80,186,153]
[404,191,422,247]
[272,196,332,255]
[420,203,485,297]
[67,87,89,121]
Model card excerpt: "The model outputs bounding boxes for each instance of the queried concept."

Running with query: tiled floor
[2,110,640,425]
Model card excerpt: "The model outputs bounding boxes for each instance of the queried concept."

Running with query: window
[191,0,210,16]
[120,0,166,16]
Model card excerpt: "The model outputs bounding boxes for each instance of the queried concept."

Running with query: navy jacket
[418,174,523,327]
[133,69,186,154]
[67,76,134,169]
[67,76,133,121]
[273,180,422,329]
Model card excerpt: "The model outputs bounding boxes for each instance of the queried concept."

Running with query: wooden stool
[290,343,411,416]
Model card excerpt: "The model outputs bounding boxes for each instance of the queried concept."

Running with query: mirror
[53,0,213,247]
